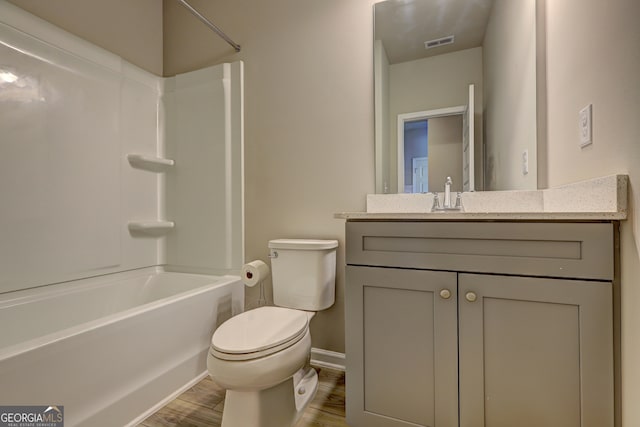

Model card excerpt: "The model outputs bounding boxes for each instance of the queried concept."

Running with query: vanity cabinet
[346,266,458,427]
[345,221,615,427]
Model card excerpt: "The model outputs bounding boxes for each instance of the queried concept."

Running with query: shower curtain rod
[176,0,241,52]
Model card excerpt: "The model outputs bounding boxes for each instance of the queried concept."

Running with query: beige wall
[546,0,640,425]
[7,0,163,75]
[389,47,483,192]
[483,0,537,191]
[164,0,376,353]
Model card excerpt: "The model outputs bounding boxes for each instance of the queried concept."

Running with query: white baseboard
[310,347,346,371]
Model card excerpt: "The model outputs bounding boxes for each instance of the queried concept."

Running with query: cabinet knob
[439,289,451,299]
[465,291,477,302]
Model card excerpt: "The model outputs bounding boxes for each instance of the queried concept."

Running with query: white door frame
[397,106,465,193]
[463,84,475,192]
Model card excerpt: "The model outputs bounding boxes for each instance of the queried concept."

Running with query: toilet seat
[211,306,309,361]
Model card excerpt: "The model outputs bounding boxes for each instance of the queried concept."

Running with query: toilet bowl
[207,307,317,427]
[207,239,338,427]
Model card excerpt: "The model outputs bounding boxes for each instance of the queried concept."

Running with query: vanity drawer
[346,221,615,281]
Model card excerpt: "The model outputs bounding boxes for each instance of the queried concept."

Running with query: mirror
[374,0,545,193]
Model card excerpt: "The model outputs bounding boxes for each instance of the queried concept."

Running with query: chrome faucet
[431,176,463,212]
[444,176,453,208]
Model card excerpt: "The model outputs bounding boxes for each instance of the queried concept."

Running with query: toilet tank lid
[268,239,338,250]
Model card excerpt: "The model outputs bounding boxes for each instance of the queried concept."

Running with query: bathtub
[0,268,244,427]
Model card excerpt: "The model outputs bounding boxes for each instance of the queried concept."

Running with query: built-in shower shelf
[127,154,174,172]
[128,221,175,235]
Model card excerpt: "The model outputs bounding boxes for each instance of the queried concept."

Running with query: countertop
[336,174,628,221]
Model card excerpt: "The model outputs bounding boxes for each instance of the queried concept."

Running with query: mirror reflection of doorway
[412,156,428,193]
[402,115,464,193]
[404,120,428,193]
[397,84,475,193]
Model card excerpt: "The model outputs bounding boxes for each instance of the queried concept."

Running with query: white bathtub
[0,268,244,427]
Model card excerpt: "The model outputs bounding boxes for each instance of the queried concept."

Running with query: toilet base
[221,366,318,427]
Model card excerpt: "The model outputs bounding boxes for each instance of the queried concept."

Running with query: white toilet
[207,238,338,427]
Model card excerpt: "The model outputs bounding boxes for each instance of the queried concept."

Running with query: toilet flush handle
[268,250,278,259]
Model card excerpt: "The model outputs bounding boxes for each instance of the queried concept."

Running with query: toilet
[207,238,338,427]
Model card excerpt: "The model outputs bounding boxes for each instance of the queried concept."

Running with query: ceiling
[375,0,495,65]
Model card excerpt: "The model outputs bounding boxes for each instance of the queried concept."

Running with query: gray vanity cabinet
[458,273,613,427]
[345,266,459,427]
[345,221,615,427]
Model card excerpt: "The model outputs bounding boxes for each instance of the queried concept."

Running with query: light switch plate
[579,104,593,148]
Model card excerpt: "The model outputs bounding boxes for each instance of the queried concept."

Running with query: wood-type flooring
[138,366,347,427]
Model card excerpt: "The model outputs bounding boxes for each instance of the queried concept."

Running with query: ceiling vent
[424,35,455,50]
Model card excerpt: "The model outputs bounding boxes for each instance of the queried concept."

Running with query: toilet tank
[268,239,338,311]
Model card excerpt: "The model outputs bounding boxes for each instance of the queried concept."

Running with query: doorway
[398,107,466,193]
[412,156,428,193]
[396,84,475,193]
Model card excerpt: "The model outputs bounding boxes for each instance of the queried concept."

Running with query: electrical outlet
[579,104,593,148]
[522,150,529,175]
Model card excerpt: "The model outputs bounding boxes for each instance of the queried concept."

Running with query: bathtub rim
[0,267,242,362]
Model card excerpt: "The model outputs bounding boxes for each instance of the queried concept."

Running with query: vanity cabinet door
[345,266,458,427]
[458,273,614,427]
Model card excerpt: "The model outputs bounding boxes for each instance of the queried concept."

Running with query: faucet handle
[455,192,463,209]
[432,192,440,210]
